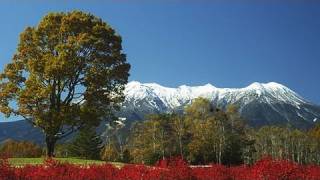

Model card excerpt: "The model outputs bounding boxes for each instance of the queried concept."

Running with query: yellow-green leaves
[0,11,130,156]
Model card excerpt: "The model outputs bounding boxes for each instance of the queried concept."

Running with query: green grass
[8,158,123,167]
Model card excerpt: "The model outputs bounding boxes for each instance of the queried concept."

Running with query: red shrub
[301,165,320,180]
[249,157,303,180]
[1,156,320,180]
[116,164,150,180]
[229,165,252,180]
[155,157,192,180]
[0,157,14,180]
[192,164,230,180]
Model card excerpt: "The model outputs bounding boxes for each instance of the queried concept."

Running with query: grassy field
[8,158,124,167]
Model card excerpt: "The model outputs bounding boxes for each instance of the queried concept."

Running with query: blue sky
[0,1,320,121]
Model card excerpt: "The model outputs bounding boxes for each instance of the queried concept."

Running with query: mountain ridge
[1,81,320,144]
[121,81,319,127]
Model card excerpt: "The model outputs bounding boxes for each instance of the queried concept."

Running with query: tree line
[102,97,320,165]
[0,139,42,158]
[1,97,320,166]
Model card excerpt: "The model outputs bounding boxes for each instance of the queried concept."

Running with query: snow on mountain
[1,81,320,144]
[124,81,306,109]
[121,81,320,128]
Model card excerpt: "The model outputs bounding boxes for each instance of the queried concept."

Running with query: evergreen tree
[68,126,102,160]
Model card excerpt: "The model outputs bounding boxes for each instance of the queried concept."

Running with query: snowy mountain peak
[124,81,306,107]
[126,81,142,88]
[245,82,287,91]
[202,83,217,90]
[246,82,265,89]
[126,81,293,95]
[121,81,320,127]
[265,82,286,88]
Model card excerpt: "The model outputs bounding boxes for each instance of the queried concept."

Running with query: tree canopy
[128,98,252,165]
[0,11,130,157]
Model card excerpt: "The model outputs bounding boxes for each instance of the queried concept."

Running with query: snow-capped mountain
[1,81,320,144]
[121,81,320,128]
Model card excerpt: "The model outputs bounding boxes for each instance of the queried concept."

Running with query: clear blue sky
[0,1,320,121]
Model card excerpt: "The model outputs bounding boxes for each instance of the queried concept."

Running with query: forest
[101,97,320,165]
[2,97,320,167]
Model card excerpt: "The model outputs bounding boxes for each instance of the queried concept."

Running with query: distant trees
[124,98,320,165]
[128,98,252,165]
[100,142,119,162]
[186,98,225,164]
[0,11,130,157]
[184,99,252,165]
[0,139,42,158]
[2,96,319,165]
[253,125,320,164]
[54,143,70,158]
[129,114,179,164]
[100,119,132,163]
[51,116,320,165]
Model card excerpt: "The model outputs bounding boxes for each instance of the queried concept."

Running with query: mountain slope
[1,81,320,144]
[0,120,44,144]
[121,81,320,127]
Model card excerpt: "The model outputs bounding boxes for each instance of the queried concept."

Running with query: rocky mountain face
[121,81,320,128]
[1,81,320,143]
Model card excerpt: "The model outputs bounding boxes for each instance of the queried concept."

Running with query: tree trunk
[179,135,183,159]
[153,123,156,153]
[218,141,222,164]
[46,135,57,157]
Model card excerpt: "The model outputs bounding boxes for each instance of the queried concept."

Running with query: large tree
[0,11,130,157]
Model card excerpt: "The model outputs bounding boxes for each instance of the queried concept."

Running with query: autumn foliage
[1,157,320,180]
[0,140,42,158]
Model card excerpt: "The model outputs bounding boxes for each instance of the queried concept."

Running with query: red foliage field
[1,157,320,180]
